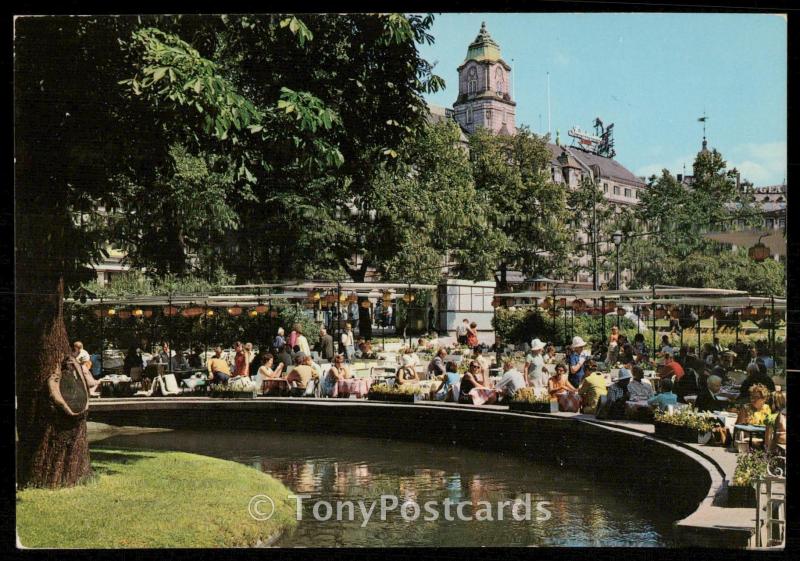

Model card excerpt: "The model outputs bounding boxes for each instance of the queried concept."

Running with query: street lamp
[611,231,624,291]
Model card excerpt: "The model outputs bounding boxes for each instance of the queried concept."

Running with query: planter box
[367,392,422,403]
[727,485,757,508]
[509,401,559,413]
[654,422,709,443]
[209,390,257,399]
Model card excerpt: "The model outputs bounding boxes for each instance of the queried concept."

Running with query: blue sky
[418,13,787,186]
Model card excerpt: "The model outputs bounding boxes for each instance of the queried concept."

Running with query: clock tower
[453,22,516,135]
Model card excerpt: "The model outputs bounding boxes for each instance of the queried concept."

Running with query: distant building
[452,22,516,136]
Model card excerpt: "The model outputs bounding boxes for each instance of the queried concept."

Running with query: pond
[96,430,677,547]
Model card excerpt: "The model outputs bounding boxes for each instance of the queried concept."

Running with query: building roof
[463,22,504,65]
[547,143,645,186]
[426,103,469,142]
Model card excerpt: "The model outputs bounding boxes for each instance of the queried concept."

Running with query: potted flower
[728,450,769,508]
[653,407,715,443]
[509,387,559,413]
[367,383,423,403]
[208,381,259,399]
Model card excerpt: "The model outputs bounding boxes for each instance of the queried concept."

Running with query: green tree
[469,127,572,287]
[14,15,347,488]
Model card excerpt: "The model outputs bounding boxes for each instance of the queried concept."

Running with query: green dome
[465,21,501,63]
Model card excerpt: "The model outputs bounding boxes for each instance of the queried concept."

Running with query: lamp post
[611,231,623,290]
[611,231,624,330]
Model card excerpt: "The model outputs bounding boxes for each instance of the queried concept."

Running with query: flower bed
[653,407,715,444]
[208,382,258,399]
[367,383,423,404]
[509,388,559,413]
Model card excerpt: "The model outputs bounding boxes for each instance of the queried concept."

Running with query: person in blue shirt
[648,378,678,412]
[567,336,589,387]
[430,361,461,401]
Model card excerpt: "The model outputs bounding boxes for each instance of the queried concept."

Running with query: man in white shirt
[494,360,527,402]
[627,365,654,401]
[296,329,311,357]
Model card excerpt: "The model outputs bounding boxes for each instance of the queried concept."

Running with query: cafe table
[334,377,373,398]
[262,377,290,396]
[733,424,766,451]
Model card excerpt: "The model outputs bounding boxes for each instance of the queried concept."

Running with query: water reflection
[97,430,673,547]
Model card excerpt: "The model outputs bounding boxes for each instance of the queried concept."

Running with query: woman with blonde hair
[736,383,772,426]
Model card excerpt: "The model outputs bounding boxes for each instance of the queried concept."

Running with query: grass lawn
[17,449,297,548]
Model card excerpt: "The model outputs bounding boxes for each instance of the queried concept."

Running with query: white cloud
[634,141,786,186]
[727,141,786,186]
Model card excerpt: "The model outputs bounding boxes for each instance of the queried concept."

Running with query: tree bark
[16,276,92,488]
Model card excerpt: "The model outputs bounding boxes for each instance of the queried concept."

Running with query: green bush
[492,307,637,346]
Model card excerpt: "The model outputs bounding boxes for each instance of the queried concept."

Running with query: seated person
[544,345,558,364]
[657,352,685,381]
[674,367,701,403]
[547,363,580,413]
[695,374,726,412]
[627,365,654,402]
[171,351,190,372]
[710,351,735,384]
[320,354,351,397]
[430,361,460,401]
[736,383,772,426]
[426,348,447,380]
[577,360,607,415]
[738,362,776,398]
[123,344,144,376]
[647,379,678,412]
[276,344,294,373]
[72,340,91,364]
[359,341,378,360]
[207,347,231,384]
[285,354,317,397]
[765,391,786,453]
[395,355,420,387]
[597,369,631,420]
[256,352,284,381]
[187,346,204,369]
[458,360,489,404]
[493,360,527,404]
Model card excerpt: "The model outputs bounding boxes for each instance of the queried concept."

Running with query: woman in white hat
[524,338,548,389]
[395,354,419,387]
[568,336,590,387]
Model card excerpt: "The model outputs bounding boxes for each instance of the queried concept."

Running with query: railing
[752,455,786,548]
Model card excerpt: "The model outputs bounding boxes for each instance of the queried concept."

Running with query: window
[467,67,478,96]
[779,218,785,228]
[466,107,473,124]
[502,110,507,124]
[766,218,774,229]
[486,109,492,122]
[624,188,631,198]
[613,185,620,196]
[603,182,608,193]
[634,189,639,199]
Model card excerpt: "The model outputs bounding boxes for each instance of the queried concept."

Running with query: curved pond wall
[88,398,745,547]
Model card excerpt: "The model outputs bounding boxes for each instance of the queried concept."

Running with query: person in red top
[658,352,685,381]
[233,341,249,377]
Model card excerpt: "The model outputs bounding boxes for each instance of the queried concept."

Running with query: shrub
[732,450,770,487]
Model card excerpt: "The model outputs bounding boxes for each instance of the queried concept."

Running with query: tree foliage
[468,127,572,286]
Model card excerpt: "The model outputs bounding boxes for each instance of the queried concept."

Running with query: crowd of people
[72,316,785,454]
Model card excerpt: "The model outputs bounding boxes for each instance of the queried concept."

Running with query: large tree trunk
[16,275,92,488]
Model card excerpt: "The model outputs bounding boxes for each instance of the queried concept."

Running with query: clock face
[468,66,477,79]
